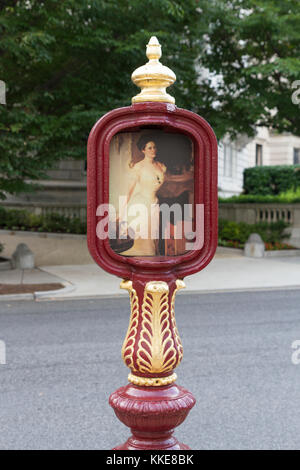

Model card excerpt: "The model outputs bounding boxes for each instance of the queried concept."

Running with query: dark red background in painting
[87,102,218,282]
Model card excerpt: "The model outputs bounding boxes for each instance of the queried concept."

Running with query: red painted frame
[87,102,218,281]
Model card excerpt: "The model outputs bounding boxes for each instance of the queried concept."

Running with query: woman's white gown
[120,159,166,256]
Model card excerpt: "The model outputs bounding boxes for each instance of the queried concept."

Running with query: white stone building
[218,128,300,198]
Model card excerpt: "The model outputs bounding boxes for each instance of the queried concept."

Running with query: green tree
[200,0,300,138]
[0,0,299,199]
[0,0,205,198]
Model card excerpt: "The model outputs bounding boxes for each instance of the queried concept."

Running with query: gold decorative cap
[131,36,176,104]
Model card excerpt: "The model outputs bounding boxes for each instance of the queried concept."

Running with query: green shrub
[219,186,300,204]
[218,220,251,244]
[0,206,86,234]
[39,213,86,234]
[39,213,71,233]
[219,194,278,203]
[278,186,300,202]
[0,206,6,222]
[219,219,290,246]
[243,167,272,195]
[243,165,300,196]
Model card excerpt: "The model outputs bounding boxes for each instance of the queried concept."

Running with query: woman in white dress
[119,135,166,256]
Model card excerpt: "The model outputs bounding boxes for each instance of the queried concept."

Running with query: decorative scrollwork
[136,281,178,374]
[121,280,139,371]
[170,279,185,364]
[120,279,185,381]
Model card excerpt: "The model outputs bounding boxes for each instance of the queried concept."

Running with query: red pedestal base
[109,383,196,450]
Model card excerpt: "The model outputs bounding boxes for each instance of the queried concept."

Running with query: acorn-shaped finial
[131,36,176,104]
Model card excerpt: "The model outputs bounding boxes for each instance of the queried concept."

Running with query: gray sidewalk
[1,247,299,301]
[0,248,299,301]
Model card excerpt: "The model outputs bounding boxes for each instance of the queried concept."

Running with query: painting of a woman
[109,129,194,257]
[118,134,166,256]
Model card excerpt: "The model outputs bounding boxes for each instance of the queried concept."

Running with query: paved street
[0,289,300,450]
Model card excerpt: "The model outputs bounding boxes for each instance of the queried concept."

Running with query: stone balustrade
[219,202,300,248]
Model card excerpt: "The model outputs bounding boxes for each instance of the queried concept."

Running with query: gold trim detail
[137,281,178,374]
[171,280,185,364]
[120,280,139,371]
[120,279,185,380]
[131,36,176,104]
[128,372,177,387]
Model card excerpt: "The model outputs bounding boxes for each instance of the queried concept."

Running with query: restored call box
[86,36,218,451]
[87,101,218,281]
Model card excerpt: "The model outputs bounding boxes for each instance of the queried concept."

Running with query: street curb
[29,284,300,301]
[0,282,75,302]
[34,282,75,300]
[264,249,300,257]
[1,284,300,302]
[0,293,34,301]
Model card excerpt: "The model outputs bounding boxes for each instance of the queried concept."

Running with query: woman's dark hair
[136,133,158,151]
[129,133,159,168]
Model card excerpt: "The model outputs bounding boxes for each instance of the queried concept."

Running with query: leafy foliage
[0,0,300,199]
[218,219,291,248]
[219,191,300,204]
[200,0,300,139]
[0,0,205,198]
[243,165,300,195]
[0,206,86,234]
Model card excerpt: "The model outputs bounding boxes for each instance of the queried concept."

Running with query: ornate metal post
[87,37,218,450]
[109,278,195,450]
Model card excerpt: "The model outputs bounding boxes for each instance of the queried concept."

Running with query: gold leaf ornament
[121,280,139,371]
[137,281,178,374]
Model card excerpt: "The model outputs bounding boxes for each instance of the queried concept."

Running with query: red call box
[86,37,218,450]
[87,101,218,282]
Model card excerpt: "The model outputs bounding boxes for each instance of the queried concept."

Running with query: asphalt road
[0,289,300,450]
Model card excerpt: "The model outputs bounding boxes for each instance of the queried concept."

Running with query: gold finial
[131,36,176,104]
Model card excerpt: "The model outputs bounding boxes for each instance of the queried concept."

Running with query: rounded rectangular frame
[87,102,218,281]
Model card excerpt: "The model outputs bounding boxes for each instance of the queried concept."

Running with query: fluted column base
[109,383,196,450]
